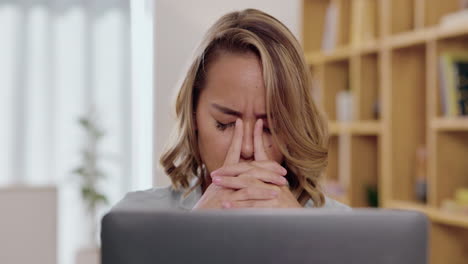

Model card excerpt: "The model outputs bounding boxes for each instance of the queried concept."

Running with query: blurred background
[0,0,300,264]
[1,0,468,264]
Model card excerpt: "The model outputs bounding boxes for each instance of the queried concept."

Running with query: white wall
[153,0,302,186]
[0,1,133,264]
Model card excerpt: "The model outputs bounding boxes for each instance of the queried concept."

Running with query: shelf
[306,25,468,66]
[329,121,382,135]
[324,46,353,62]
[431,118,468,131]
[305,52,322,65]
[385,200,429,213]
[387,28,432,49]
[306,44,379,65]
[305,46,353,65]
[436,24,468,41]
[386,24,468,48]
[386,200,468,229]
[303,1,468,263]
[356,40,379,55]
[430,209,468,229]
[329,193,349,205]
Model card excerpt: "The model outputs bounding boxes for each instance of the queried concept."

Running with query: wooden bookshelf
[303,0,468,263]
[329,121,382,135]
[431,118,468,131]
[386,200,468,229]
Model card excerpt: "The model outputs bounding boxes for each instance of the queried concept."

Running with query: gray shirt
[114,182,351,211]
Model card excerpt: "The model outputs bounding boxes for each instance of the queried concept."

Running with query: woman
[116,9,349,211]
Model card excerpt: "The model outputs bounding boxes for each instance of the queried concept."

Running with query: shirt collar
[178,177,203,210]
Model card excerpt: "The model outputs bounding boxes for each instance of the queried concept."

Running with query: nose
[240,120,254,160]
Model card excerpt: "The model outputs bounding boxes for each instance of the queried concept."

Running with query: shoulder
[112,185,186,211]
[304,196,352,210]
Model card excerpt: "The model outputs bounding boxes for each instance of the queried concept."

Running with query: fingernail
[279,177,288,185]
[222,201,231,209]
[210,170,218,177]
[282,167,287,175]
[213,177,222,184]
[277,168,286,176]
[271,191,278,197]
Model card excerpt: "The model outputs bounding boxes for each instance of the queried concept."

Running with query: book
[439,54,455,116]
[440,9,468,28]
[322,1,338,52]
[336,90,354,122]
[438,52,468,116]
[454,59,468,115]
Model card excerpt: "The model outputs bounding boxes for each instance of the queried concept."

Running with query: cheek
[264,135,284,164]
[197,124,232,173]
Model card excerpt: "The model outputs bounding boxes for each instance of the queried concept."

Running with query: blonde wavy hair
[160,8,329,207]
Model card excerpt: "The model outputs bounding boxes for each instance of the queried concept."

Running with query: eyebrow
[211,103,267,119]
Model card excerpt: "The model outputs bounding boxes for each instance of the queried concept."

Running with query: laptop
[101,209,428,264]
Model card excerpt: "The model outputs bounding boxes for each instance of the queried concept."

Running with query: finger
[254,119,268,161]
[230,187,279,202]
[212,175,253,189]
[213,172,287,189]
[251,161,287,176]
[223,119,243,166]
[211,161,286,177]
[224,199,278,209]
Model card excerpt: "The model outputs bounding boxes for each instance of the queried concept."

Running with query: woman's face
[195,51,284,176]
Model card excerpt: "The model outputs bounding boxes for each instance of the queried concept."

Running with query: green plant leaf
[79,118,91,129]
[94,193,109,205]
[72,167,86,175]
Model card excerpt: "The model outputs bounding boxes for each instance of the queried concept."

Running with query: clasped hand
[193,118,301,209]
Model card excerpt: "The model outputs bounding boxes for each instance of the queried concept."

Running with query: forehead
[202,52,266,110]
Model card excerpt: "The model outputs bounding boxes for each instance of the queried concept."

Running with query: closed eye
[215,120,272,134]
[215,121,235,131]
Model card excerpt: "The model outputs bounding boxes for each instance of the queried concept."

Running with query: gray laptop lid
[101,209,428,264]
